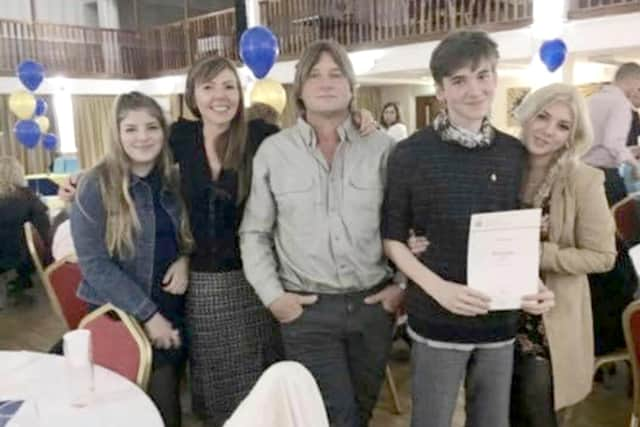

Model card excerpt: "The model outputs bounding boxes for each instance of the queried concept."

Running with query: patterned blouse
[515,197,551,358]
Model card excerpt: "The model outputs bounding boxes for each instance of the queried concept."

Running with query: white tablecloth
[0,351,162,427]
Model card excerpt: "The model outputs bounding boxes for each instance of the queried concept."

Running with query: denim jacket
[71,169,186,321]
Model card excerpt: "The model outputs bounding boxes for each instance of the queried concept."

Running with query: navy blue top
[169,118,279,273]
[143,169,187,366]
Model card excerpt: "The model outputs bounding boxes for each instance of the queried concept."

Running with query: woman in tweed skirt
[168,56,282,427]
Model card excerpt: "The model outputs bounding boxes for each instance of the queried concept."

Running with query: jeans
[280,287,394,427]
[411,339,514,427]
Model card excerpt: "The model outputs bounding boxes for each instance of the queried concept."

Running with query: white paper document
[467,209,541,310]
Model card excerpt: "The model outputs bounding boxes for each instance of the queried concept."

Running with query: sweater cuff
[135,300,159,323]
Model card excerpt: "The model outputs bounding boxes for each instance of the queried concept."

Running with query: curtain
[355,86,382,122]
[0,94,57,174]
[280,84,298,129]
[72,95,116,169]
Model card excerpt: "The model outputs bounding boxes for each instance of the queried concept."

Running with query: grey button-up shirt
[582,84,634,168]
[240,117,394,306]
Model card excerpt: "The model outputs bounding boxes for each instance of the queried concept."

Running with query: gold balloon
[35,116,50,133]
[9,91,36,119]
[250,78,287,115]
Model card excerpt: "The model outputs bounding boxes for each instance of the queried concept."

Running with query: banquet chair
[385,365,402,414]
[78,303,153,390]
[24,221,49,279]
[612,192,640,243]
[623,301,640,427]
[43,255,87,329]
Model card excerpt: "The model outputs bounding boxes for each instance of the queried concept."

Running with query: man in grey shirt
[240,40,402,427]
[582,62,640,205]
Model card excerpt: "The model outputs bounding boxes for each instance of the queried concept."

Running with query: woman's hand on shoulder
[352,108,378,136]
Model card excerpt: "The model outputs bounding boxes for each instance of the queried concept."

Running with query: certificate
[467,209,541,310]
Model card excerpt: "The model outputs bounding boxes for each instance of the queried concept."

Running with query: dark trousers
[600,167,627,207]
[148,361,184,427]
[280,287,394,427]
[510,352,558,427]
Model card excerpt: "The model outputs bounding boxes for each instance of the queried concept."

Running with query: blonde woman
[71,92,193,427]
[510,83,616,426]
[0,156,49,294]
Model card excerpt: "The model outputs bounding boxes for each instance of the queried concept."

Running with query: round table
[0,351,163,427]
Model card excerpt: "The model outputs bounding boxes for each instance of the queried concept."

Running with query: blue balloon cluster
[14,120,40,149]
[539,39,567,73]
[18,61,45,91]
[11,60,57,151]
[35,97,48,116]
[239,26,279,79]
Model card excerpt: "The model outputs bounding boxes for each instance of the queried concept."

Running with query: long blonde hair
[78,92,193,258]
[514,83,593,159]
[0,156,25,196]
[514,83,594,207]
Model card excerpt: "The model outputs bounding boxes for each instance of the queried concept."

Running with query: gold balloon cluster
[249,78,287,115]
[9,91,50,132]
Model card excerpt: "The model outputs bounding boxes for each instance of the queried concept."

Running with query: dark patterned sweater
[383,126,526,343]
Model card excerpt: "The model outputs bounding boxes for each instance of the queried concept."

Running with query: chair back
[44,256,88,329]
[23,221,48,278]
[625,301,640,421]
[612,192,640,243]
[78,303,152,390]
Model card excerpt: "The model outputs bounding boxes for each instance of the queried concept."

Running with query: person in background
[583,63,640,360]
[510,83,616,427]
[71,92,193,427]
[380,102,408,142]
[582,62,640,206]
[246,102,281,127]
[0,156,50,297]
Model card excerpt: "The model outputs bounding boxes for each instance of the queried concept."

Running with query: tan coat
[540,161,616,410]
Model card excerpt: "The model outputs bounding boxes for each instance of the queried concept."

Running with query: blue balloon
[239,26,279,79]
[42,133,58,151]
[17,60,45,91]
[35,98,48,116]
[14,119,41,148]
[539,39,567,73]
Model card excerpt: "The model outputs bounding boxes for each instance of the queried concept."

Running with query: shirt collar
[296,116,357,148]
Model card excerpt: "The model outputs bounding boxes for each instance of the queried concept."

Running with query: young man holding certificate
[382,31,554,427]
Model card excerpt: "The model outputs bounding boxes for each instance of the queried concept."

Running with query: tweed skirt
[186,269,281,423]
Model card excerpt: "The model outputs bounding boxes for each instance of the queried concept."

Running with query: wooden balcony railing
[0,19,145,78]
[260,0,533,58]
[569,0,640,19]
[0,7,237,78]
[140,7,237,75]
